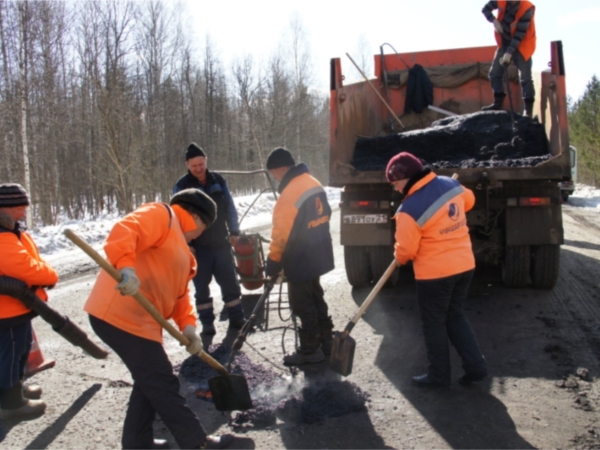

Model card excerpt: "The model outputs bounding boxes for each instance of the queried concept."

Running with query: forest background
[0,0,598,226]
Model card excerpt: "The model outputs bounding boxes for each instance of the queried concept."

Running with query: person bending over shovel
[387,152,488,387]
[84,189,234,449]
[265,148,335,366]
[0,183,58,420]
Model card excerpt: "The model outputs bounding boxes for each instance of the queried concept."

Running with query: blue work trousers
[489,47,535,101]
[0,321,32,390]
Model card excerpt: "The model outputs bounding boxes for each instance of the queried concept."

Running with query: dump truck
[330,41,570,289]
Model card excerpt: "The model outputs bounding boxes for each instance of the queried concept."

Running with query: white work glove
[115,267,140,296]
[500,52,512,66]
[182,325,203,356]
[493,19,503,34]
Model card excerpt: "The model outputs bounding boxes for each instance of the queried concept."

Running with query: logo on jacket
[448,203,460,221]
[315,197,324,215]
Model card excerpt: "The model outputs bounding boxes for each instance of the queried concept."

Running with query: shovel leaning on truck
[64,229,253,412]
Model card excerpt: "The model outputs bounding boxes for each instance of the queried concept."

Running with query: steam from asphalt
[176,344,370,428]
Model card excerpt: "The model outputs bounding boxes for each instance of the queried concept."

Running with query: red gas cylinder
[233,234,264,290]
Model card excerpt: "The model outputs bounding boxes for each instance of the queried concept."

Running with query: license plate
[343,214,388,224]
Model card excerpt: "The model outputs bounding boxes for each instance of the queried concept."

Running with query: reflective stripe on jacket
[266,164,334,283]
[394,172,475,280]
[495,0,536,61]
[0,224,58,320]
[84,203,197,343]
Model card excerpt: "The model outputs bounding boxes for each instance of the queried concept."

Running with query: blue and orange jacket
[85,203,198,343]
[0,211,58,326]
[394,171,475,280]
[265,164,334,283]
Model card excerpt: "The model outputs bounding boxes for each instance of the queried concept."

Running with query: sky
[183,0,600,101]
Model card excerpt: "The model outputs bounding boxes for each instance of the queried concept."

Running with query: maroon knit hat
[385,152,423,182]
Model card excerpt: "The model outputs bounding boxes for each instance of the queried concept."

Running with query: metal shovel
[330,260,398,376]
[64,229,253,412]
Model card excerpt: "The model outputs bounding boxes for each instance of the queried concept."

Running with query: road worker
[173,143,246,336]
[0,183,58,420]
[481,0,536,117]
[387,152,488,387]
[265,148,335,366]
[84,189,234,449]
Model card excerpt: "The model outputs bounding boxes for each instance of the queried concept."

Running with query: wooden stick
[346,52,405,130]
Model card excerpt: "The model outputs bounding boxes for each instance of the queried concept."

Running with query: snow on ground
[568,183,600,211]
[29,188,341,275]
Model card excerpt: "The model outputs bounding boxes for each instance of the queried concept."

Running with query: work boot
[319,316,334,355]
[226,303,246,329]
[0,399,46,420]
[201,323,216,336]
[23,384,42,400]
[201,434,234,449]
[524,98,534,118]
[228,317,246,330]
[151,438,171,449]
[482,93,506,111]
[283,329,325,366]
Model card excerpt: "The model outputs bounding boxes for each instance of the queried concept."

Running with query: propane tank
[233,234,264,290]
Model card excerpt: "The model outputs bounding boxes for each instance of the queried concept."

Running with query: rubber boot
[227,303,246,329]
[198,307,216,335]
[482,93,506,111]
[524,98,534,118]
[283,329,324,366]
[0,383,46,420]
[319,316,334,356]
[23,384,42,400]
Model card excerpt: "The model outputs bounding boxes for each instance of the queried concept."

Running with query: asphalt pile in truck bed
[352,110,552,170]
[176,344,370,428]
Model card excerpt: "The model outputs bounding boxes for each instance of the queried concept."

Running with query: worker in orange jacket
[85,189,234,450]
[388,153,488,387]
[265,148,335,366]
[482,0,536,117]
[0,184,58,420]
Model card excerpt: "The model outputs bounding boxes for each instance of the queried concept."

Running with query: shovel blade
[329,332,356,376]
[208,375,253,412]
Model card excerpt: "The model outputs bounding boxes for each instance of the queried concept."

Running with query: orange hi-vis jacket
[0,216,58,320]
[85,203,197,343]
[495,0,536,61]
[394,172,475,280]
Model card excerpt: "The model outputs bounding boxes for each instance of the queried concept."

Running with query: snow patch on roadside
[568,184,600,211]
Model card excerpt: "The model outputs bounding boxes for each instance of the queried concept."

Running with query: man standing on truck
[481,0,536,117]
[386,152,488,387]
[265,148,335,366]
[173,143,246,336]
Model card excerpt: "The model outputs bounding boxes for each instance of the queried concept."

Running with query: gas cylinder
[233,234,264,290]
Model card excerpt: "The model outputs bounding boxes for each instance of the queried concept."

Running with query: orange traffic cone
[25,329,55,378]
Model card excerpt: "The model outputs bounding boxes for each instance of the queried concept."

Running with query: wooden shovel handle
[64,229,229,377]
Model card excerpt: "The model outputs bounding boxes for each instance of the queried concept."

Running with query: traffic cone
[25,329,55,378]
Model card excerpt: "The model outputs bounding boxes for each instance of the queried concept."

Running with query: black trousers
[90,316,206,449]
[287,277,329,331]
[415,270,487,383]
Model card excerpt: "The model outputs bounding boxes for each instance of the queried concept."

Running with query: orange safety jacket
[495,0,536,61]
[394,172,475,280]
[0,219,58,321]
[85,203,197,343]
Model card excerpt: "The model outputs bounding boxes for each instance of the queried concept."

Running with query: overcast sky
[183,0,599,101]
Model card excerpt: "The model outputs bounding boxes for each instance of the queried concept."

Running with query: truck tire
[530,244,560,289]
[369,246,399,287]
[502,245,531,288]
[344,246,372,288]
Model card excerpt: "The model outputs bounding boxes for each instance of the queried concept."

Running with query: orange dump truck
[331,41,571,289]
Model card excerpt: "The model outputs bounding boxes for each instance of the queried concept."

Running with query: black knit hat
[170,188,216,227]
[186,143,206,161]
[0,183,30,208]
[266,147,296,170]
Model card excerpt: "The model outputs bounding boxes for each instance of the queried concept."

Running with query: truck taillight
[349,200,378,208]
[519,197,551,206]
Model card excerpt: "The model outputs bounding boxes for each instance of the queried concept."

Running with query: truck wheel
[530,244,560,289]
[502,245,531,287]
[344,246,372,288]
[369,246,399,287]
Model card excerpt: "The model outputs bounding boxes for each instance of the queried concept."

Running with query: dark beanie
[0,183,30,208]
[170,188,216,227]
[185,143,206,161]
[385,152,424,182]
[266,147,296,170]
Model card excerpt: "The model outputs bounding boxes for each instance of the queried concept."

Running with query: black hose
[0,276,108,359]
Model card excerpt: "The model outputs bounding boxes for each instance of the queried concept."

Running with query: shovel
[504,64,518,134]
[330,260,398,376]
[64,229,253,412]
